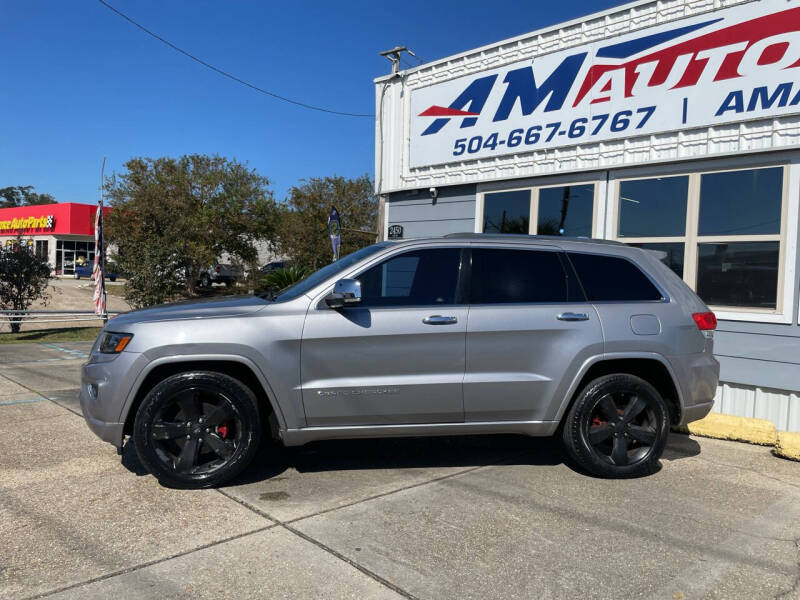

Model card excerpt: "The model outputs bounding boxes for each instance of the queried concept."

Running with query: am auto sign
[410,0,800,168]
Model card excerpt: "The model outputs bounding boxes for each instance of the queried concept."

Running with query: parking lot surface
[0,279,131,333]
[1,341,799,600]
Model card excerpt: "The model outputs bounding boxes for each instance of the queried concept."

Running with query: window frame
[565,250,669,305]
[341,245,469,309]
[476,180,600,238]
[610,163,792,322]
[466,245,585,306]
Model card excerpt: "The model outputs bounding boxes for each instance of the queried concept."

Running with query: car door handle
[557,312,589,322]
[423,315,458,325]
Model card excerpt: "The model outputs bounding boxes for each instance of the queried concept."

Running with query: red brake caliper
[216,422,229,438]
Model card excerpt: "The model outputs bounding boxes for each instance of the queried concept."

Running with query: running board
[280,420,559,447]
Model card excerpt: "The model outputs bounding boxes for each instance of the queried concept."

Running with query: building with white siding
[375,0,800,432]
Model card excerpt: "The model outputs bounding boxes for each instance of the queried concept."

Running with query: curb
[775,431,800,462]
[686,413,777,445]
[675,412,799,462]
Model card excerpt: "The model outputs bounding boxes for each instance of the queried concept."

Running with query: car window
[358,248,462,307]
[274,243,392,302]
[470,248,581,304]
[567,252,663,302]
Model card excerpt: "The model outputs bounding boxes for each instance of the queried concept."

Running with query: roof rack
[441,232,626,246]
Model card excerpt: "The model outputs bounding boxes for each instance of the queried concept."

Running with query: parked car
[197,263,240,287]
[259,261,285,274]
[74,264,117,282]
[80,234,719,488]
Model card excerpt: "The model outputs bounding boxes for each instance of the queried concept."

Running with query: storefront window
[616,166,785,313]
[699,168,782,236]
[629,242,684,278]
[55,240,93,274]
[618,176,688,238]
[481,184,596,237]
[483,190,530,234]
[696,242,779,309]
[35,240,49,260]
[538,185,594,237]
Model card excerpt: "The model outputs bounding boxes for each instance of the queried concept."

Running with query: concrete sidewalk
[1,342,799,600]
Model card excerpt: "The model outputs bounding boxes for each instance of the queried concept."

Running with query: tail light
[692,311,717,331]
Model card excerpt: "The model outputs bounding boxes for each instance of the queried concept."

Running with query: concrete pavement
[1,341,799,599]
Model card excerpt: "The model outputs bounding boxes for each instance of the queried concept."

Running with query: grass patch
[104,283,126,296]
[0,326,102,344]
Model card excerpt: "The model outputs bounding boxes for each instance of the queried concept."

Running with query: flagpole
[99,157,107,324]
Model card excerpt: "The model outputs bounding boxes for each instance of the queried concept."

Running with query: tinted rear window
[568,252,662,302]
[471,248,582,304]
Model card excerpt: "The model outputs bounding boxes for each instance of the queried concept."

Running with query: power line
[97,0,374,118]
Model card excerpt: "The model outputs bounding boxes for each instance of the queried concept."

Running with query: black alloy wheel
[134,371,261,488]
[586,391,658,466]
[562,373,669,478]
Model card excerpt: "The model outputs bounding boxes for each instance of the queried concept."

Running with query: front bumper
[80,396,124,448]
[79,353,142,450]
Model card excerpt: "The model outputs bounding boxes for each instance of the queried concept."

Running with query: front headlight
[97,332,133,354]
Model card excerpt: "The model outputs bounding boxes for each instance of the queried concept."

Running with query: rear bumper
[678,401,714,427]
[668,352,720,427]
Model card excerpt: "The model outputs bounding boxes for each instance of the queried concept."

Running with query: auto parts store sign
[410,0,800,168]
[0,214,54,232]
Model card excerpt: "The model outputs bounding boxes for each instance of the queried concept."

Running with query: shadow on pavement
[234,432,700,486]
[120,438,149,476]
[235,434,566,486]
[118,430,702,485]
[662,431,702,461]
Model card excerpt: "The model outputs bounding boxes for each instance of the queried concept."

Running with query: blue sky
[1,0,625,205]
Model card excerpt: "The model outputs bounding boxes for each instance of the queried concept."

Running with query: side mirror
[325,278,362,309]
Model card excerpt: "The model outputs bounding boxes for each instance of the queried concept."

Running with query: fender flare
[552,351,684,423]
[119,353,288,433]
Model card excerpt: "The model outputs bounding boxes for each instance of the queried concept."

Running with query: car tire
[109,275,117,282]
[562,373,669,478]
[200,274,211,288]
[133,371,262,489]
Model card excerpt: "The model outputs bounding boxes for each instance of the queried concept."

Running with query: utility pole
[379,46,419,74]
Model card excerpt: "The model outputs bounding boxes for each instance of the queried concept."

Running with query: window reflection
[483,190,530,234]
[618,176,688,237]
[538,184,594,237]
[629,242,684,278]
[698,168,782,236]
[697,242,779,308]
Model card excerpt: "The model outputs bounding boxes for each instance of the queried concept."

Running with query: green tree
[0,236,52,333]
[0,186,56,208]
[254,266,310,297]
[104,155,279,308]
[277,175,378,271]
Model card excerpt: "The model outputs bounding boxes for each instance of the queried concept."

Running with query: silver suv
[80,235,719,488]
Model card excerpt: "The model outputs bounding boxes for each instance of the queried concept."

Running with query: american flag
[92,202,106,316]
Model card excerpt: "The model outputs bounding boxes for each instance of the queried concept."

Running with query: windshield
[273,242,392,302]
